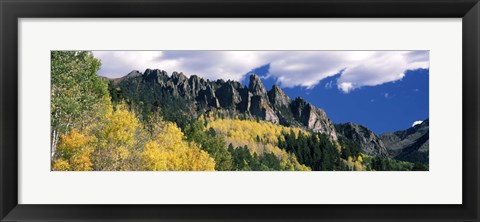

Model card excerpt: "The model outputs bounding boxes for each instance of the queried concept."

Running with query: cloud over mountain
[93,50,429,93]
[412,120,423,127]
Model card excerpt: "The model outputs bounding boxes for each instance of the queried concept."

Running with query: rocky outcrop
[249,74,268,97]
[380,119,429,163]
[268,84,291,108]
[198,85,220,108]
[335,122,388,157]
[112,70,338,141]
[291,98,337,140]
[143,69,169,84]
[125,70,143,79]
[188,75,206,98]
[216,82,242,109]
[248,75,279,124]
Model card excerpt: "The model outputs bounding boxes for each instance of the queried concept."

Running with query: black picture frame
[1,0,479,221]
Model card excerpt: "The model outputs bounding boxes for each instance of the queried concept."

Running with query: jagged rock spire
[248,74,268,97]
[268,84,291,108]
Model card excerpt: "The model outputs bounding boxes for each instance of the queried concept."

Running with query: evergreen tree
[184,119,233,170]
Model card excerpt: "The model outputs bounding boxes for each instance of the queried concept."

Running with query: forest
[51,51,428,171]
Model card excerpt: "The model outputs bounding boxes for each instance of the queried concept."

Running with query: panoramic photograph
[51,50,429,171]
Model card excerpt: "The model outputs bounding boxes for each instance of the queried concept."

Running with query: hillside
[380,119,429,163]
[335,122,389,157]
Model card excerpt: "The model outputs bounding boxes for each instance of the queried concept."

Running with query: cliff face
[111,69,337,141]
[291,98,337,140]
[248,75,279,124]
[335,122,389,157]
[380,119,429,163]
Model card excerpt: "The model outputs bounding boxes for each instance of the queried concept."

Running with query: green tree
[184,119,233,170]
[278,131,342,171]
[51,51,111,159]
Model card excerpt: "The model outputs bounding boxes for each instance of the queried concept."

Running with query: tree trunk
[51,110,59,159]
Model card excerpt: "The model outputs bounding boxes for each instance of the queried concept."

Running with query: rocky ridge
[380,119,429,163]
[109,69,429,162]
[335,122,389,157]
[111,69,338,141]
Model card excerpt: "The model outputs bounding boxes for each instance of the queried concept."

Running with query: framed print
[1,0,479,221]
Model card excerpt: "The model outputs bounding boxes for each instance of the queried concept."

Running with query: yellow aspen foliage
[334,141,342,152]
[141,122,215,171]
[93,103,140,170]
[354,161,365,171]
[345,155,366,171]
[347,156,353,163]
[102,103,139,147]
[52,129,95,171]
[357,155,363,162]
[153,122,184,148]
[206,118,309,171]
[117,146,130,161]
[184,142,216,171]
[197,114,206,125]
[278,152,311,171]
[70,148,94,170]
[345,156,355,170]
[142,140,168,170]
[52,159,70,171]
[206,119,305,153]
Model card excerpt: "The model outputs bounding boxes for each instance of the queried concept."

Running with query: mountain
[106,68,429,167]
[334,120,430,163]
[334,122,389,157]
[108,69,337,141]
[380,119,429,163]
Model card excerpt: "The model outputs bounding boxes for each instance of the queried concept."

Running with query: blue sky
[93,51,429,134]
[244,64,428,134]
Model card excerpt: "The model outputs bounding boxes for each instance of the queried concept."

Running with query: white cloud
[412,120,423,127]
[335,51,425,93]
[93,51,164,78]
[92,51,429,92]
[93,51,266,81]
[338,82,354,93]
